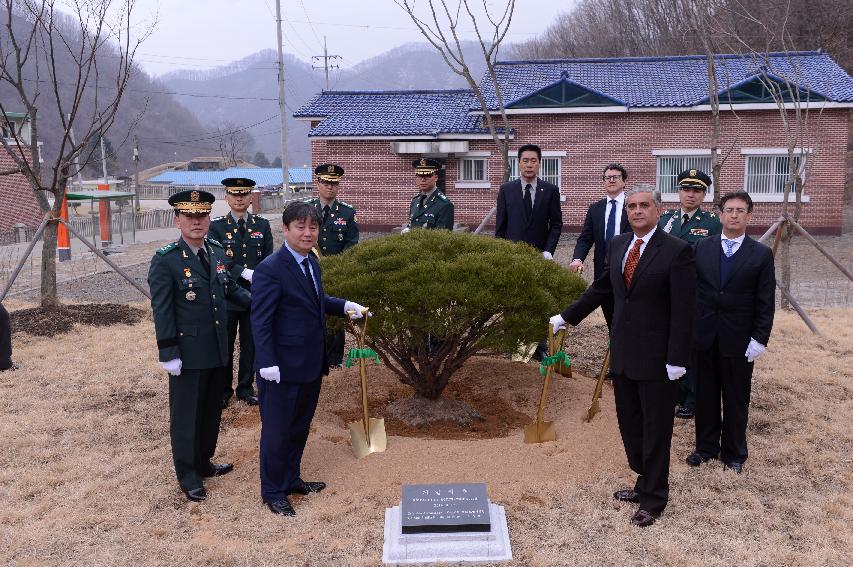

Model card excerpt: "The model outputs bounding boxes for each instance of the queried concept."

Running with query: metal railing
[0,209,176,246]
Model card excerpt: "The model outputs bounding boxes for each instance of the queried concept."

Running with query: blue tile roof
[148,167,311,186]
[479,51,853,110]
[294,90,491,137]
[294,51,853,137]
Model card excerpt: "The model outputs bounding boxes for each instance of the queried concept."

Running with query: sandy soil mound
[0,306,851,566]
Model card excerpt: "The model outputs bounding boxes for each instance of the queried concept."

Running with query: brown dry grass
[0,304,851,566]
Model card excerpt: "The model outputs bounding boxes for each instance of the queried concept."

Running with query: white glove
[345,300,371,319]
[542,251,554,260]
[161,358,182,376]
[569,259,584,273]
[666,364,687,381]
[401,227,411,234]
[241,268,254,283]
[259,366,280,383]
[549,314,566,334]
[745,338,766,363]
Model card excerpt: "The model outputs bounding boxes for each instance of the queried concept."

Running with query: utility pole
[132,136,140,243]
[274,0,289,196]
[312,36,341,91]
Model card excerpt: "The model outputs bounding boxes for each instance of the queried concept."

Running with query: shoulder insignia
[304,197,316,204]
[254,214,271,225]
[437,193,448,201]
[338,200,354,210]
[206,237,223,248]
[157,242,178,255]
[210,215,226,222]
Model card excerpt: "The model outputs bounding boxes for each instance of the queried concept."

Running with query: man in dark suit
[495,144,563,259]
[208,177,275,408]
[550,184,695,527]
[569,163,631,327]
[686,191,775,474]
[251,201,368,517]
[148,190,251,502]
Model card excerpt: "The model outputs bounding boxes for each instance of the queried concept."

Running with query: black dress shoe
[630,509,658,527]
[266,498,296,516]
[675,405,695,419]
[202,463,234,477]
[287,480,326,495]
[685,451,716,467]
[723,461,743,474]
[613,489,640,503]
[238,395,259,406]
[183,487,207,502]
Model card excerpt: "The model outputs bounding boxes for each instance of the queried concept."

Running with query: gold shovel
[524,324,568,444]
[584,347,611,423]
[346,308,387,459]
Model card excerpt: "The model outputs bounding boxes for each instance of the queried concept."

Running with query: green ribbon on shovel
[345,347,381,368]
[539,351,572,376]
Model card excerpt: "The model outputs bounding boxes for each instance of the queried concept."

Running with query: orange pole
[98,183,112,245]
[57,195,71,261]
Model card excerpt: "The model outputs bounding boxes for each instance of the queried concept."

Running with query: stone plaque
[400,483,491,534]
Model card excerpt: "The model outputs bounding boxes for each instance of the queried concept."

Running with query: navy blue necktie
[301,258,319,302]
[523,184,533,220]
[604,199,616,251]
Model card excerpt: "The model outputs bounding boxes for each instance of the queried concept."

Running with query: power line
[138,113,281,144]
[298,0,323,49]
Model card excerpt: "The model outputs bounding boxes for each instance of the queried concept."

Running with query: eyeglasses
[603,175,622,182]
[722,207,748,214]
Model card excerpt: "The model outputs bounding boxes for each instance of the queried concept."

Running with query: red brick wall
[310,109,849,234]
[0,145,42,230]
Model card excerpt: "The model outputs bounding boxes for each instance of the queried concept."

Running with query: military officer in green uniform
[402,158,454,232]
[148,189,251,502]
[208,177,274,407]
[307,163,359,367]
[658,168,722,419]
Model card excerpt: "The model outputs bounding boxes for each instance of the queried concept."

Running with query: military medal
[226,248,234,257]
[185,290,196,301]
[183,267,192,277]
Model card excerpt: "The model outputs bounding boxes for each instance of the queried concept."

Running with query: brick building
[1,112,43,232]
[295,51,853,234]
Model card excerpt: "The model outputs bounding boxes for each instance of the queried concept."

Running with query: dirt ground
[0,303,851,566]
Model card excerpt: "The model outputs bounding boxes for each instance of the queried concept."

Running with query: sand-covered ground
[0,304,851,566]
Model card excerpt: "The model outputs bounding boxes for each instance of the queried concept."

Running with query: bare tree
[0,0,149,307]
[215,121,255,167]
[395,0,515,231]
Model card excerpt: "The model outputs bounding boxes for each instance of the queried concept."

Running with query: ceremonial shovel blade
[523,324,567,444]
[346,309,387,458]
[584,347,611,423]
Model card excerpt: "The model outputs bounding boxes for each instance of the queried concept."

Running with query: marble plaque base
[382,501,512,565]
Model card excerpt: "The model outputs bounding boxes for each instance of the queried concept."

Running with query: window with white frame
[655,154,713,194]
[459,157,487,182]
[508,156,562,188]
[744,154,804,194]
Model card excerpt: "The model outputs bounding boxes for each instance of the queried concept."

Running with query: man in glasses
[570,163,631,329]
[659,169,722,419]
[686,190,774,475]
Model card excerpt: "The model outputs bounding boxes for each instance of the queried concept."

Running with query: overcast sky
[128,0,574,76]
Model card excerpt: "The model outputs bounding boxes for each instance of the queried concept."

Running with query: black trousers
[695,340,753,464]
[325,328,345,367]
[0,303,12,370]
[676,351,697,410]
[224,309,255,400]
[613,375,677,515]
[257,376,323,503]
[168,367,227,491]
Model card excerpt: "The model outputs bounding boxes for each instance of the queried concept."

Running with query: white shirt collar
[722,233,746,244]
[607,191,625,204]
[284,241,309,264]
[630,225,657,245]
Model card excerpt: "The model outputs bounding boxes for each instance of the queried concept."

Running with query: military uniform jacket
[208,212,274,310]
[148,237,251,370]
[406,190,454,230]
[659,207,722,245]
[308,198,359,255]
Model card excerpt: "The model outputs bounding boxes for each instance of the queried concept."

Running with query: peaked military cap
[412,157,441,176]
[168,189,215,214]
[315,163,344,183]
[677,169,712,190]
[221,177,256,195]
